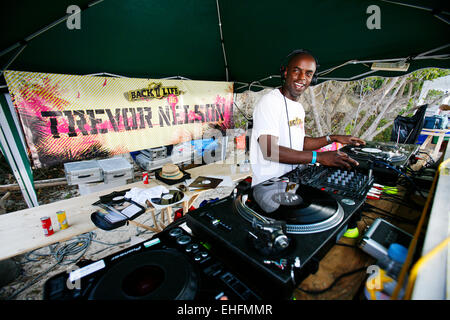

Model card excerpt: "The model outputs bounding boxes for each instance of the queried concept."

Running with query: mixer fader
[286,165,374,199]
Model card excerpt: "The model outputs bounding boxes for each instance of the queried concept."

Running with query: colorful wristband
[311,151,317,164]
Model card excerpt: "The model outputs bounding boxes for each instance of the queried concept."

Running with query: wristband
[311,151,317,164]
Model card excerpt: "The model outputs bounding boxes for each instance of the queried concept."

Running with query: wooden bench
[419,128,450,160]
[0,160,250,261]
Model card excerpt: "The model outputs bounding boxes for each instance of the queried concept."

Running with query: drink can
[143,172,149,184]
[56,210,69,230]
[40,216,54,236]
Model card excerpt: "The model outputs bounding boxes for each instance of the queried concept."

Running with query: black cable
[6,233,94,300]
[417,150,436,166]
[296,266,367,295]
[374,160,427,199]
[233,102,252,121]
[362,203,419,225]
[379,193,423,210]
[6,232,131,300]
[363,202,408,217]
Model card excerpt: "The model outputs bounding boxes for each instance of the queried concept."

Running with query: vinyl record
[383,151,407,162]
[188,176,223,189]
[88,249,198,300]
[98,190,130,204]
[151,190,184,205]
[252,182,338,225]
[112,196,125,204]
[361,147,382,154]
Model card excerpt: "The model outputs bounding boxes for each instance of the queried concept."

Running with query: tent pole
[0,0,105,59]
[0,44,27,77]
[433,14,449,25]
[215,0,230,81]
[379,0,450,15]
[0,94,38,208]
[317,44,450,77]
[415,44,450,57]
[319,70,380,82]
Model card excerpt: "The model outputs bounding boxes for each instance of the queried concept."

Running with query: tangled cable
[5,232,131,300]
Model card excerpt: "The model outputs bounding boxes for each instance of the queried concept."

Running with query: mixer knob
[176,235,192,245]
[169,228,183,237]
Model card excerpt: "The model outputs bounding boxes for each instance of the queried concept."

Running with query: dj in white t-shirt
[250,88,306,186]
[250,50,366,186]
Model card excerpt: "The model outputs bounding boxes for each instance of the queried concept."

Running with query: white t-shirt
[250,89,305,186]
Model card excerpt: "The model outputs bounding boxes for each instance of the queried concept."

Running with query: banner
[4,70,234,168]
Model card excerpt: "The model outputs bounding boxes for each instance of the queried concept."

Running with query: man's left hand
[333,135,366,146]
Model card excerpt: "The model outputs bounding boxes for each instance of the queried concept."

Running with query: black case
[90,190,146,231]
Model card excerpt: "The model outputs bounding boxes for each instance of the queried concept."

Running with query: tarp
[0,0,449,92]
[0,0,448,208]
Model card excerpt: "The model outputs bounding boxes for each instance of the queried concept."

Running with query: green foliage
[372,124,393,142]
[424,89,447,104]
[352,68,450,99]
[405,68,450,94]
[407,68,450,81]
[232,113,248,129]
[352,77,386,95]
[344,123,354,135]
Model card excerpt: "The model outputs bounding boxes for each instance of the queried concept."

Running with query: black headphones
[279,49,320,86]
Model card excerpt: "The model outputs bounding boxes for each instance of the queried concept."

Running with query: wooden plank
[0,159,250,261]
[294,234,375,300]
[294,186,425,300]
[419,129,450,161]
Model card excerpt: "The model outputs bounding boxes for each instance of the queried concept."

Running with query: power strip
[359,218,412,261]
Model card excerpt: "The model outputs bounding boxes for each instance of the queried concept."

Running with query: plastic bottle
[365,243,408,300]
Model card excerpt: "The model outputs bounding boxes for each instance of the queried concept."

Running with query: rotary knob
[168,228,183,237]
[176,235,191,245]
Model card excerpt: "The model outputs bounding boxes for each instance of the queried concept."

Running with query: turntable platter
[246,182,344,234]
[88,249,198,300]
[253,183,338,224]
[361,147,382,153]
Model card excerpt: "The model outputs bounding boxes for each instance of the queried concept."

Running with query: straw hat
[158,163,184,180]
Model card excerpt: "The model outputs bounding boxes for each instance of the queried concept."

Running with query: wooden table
[1,154,431,300]
[293,187,425,300]
[0,160,251,261]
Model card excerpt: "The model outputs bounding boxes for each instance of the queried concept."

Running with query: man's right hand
[317,150,359,170]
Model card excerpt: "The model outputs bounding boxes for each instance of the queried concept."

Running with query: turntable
[240,181,345,234]
[186,166,372,299]
[43,222,261,300]
[339,141,419,184]
[340,141,419,164]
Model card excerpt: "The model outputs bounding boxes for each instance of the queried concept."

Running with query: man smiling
[249,50,366,186]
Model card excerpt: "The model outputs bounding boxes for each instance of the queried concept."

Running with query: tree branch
[308,87,324,136]
[361,77,408,139]
[352,78,399,136]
